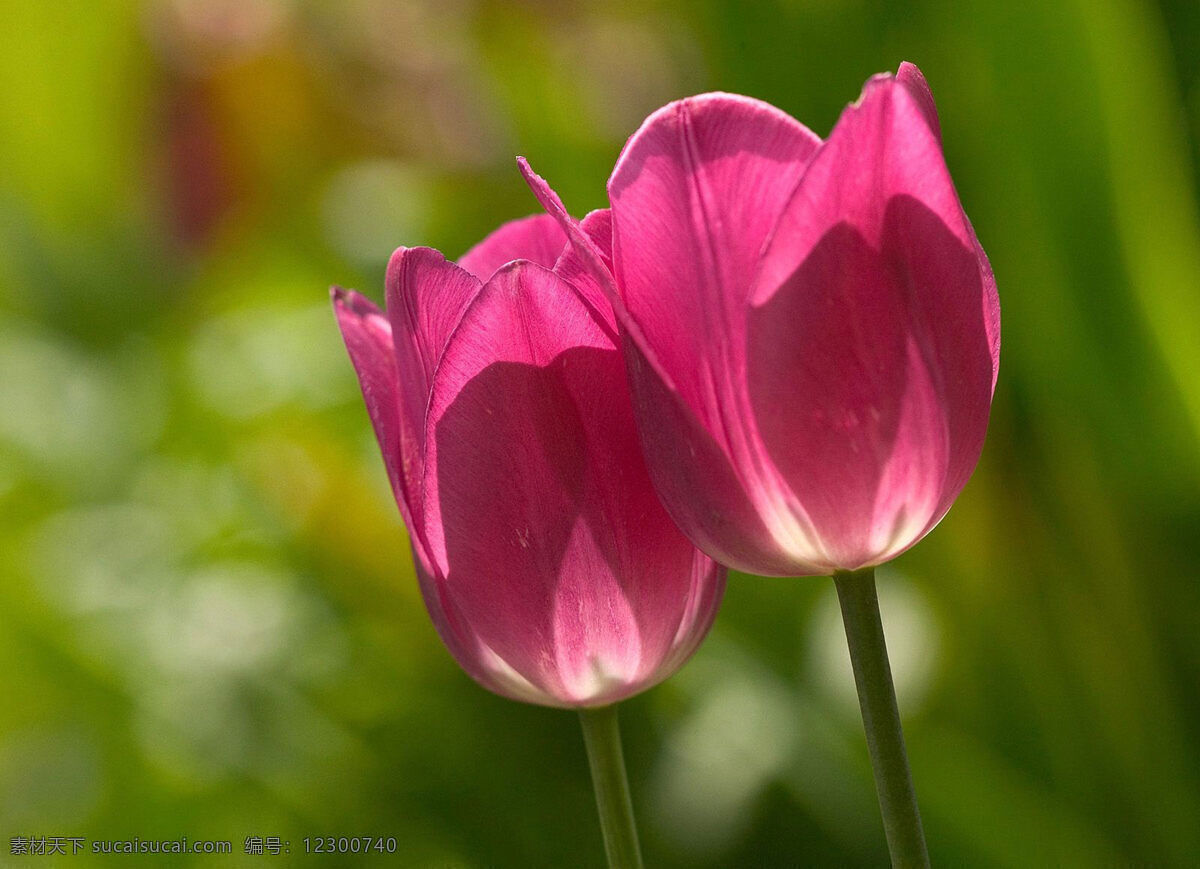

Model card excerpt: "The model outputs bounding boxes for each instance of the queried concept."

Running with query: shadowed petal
[748,222,918,568]
[421,262,721,704]
[890,63,1000,390]
[882,196,995,539]
[752,71,998,566]
[457,213,568,281]
[383,247,481,522]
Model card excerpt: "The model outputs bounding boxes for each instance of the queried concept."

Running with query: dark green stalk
[578,704,644,869]
[834,567,930,868]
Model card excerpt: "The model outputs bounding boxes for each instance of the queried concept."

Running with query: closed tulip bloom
[523,63,1000,577]
[332,214,726,708]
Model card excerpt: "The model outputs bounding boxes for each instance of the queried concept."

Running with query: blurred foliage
[2,0,1199,866]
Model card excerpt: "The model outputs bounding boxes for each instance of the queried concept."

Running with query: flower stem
[578,704,644,869]
[833,567,930,868]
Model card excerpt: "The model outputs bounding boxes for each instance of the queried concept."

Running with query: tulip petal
[896,61,942,143]
[622,336,828,574]
[331,287,423,537]
[457,213,568,281]
[605,95,837,572]
[747,221,931,568]
[410,552,516,697]
[422,262,713,704]
[892,63,1001,389]
[383,247,482,523]
[607,93,821,432]
[752,71,998,566]
[552,208,618,328]
[334,288,494,685]
[664,550,726,669]
[520,156,817,575]
[882,196,996,540]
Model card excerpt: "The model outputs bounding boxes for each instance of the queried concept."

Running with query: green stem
[578,704,644,869]
[833,567,930,868]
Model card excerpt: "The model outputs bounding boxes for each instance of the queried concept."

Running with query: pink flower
[332,214,726,707]
[523,63,1000,576]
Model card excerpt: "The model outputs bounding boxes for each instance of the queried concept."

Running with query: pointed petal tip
[517,157,571,223]
[517,161,627,315]
[514,155,536,187]
[836,65,941,146]
[515,161,657,365]
[895,61,943,141]
[331,286,383,319]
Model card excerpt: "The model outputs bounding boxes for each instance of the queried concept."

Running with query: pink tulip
[332,214,726,708]
[523,63,1000,577]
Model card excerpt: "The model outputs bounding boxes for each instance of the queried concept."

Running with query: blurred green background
[2,0,1200,865]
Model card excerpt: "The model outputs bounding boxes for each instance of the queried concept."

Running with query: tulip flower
[522,63,997,867]
[332,213,725,868]
[526,64,998,579]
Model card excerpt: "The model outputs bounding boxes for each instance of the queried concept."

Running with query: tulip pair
[334,62,997,866]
